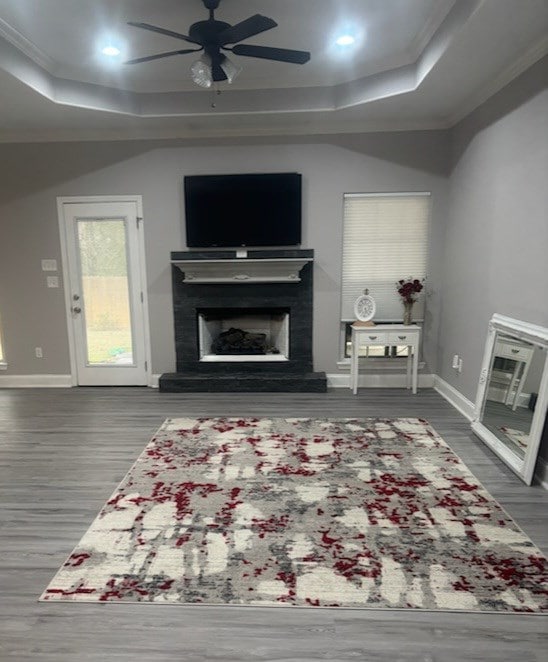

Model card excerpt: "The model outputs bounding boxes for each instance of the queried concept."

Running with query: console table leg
[406,349,412,389]
[412,347,418,394]
[351,338,358,394]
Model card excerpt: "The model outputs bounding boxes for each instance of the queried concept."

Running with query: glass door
[61,200,148,385]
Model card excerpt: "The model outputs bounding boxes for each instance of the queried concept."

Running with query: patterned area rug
[499,426,529,450]
[40,417,548,612]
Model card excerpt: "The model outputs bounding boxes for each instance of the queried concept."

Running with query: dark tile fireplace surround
[159,249,327,392]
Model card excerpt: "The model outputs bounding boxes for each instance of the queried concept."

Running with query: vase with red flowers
[396,277,425,325]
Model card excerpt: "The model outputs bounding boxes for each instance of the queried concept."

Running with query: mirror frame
[471,314,548,485]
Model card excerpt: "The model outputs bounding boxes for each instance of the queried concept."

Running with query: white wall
[0,133,449,377]
[439,56,548,457]
[439,57,548,398]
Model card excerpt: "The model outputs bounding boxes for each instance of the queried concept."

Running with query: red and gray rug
[40,417,548,612]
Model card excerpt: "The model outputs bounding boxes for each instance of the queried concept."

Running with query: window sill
[337,358,426,371]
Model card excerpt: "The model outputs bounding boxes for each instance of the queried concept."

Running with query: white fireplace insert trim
[172,257,312,284]
[200,354,289,362]
[198,310,290,362]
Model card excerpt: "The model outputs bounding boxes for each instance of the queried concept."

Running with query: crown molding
[0,17,55,72]
[446,34,548,127]
[405,0,457,63]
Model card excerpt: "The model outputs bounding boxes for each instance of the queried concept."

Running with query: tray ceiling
[0,0,546,141]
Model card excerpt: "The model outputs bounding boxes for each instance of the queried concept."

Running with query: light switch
[42,259,57,271]
[47,276,59,288]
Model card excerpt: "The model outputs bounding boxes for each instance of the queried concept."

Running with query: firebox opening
[198,308,290,362]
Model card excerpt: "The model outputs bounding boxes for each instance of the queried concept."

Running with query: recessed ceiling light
[335,35,355,47]
[101,45,121,57]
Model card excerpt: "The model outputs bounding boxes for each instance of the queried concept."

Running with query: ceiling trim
[446,34,548,127]
[404,0,456,63]
[0,16,55,72]
[0,118,451,145]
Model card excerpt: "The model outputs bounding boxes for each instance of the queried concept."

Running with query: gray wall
[438,56,548,457]
[0,132,449,377]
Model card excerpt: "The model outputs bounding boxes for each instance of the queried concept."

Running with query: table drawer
[495,341,533,362]
[355,331,389,345]
[388,331,418,345]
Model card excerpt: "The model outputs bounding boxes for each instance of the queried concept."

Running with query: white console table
[492,336,534,410]
[350,323,421,394]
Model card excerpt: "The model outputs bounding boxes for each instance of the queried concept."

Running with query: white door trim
[57,195,153,387]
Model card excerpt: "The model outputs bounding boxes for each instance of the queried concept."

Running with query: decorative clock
[354,289,376,322]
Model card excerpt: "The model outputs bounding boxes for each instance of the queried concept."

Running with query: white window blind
[341,193,430,321]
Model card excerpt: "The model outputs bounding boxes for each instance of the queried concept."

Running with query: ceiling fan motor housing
[203,0,221,10]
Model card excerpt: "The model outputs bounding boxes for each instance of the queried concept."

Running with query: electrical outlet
[452,354,460,369]
[47,276,59,288]
[41,259,57,271]
[458,358,463,373]
[35,347,43,358]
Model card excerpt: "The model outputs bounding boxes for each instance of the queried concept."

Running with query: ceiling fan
[126,0,311,88]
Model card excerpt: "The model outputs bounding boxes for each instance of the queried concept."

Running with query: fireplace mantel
[171,250,313,284]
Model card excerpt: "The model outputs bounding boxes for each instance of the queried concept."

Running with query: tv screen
[184,172,302,247]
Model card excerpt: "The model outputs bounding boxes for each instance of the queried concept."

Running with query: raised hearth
[159,249,327,393]
[160,372,327,393]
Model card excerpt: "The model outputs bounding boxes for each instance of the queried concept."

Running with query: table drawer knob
[511,349,519,354]
[398,335,407,340]
[368,335,378,340]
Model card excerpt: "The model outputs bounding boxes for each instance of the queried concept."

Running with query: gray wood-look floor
[0,387,546,662]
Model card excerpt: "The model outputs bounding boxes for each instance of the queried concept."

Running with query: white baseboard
[433,375,475,421]
[0,374,162,388]
[0,374,73,388]
[327,373,435,389]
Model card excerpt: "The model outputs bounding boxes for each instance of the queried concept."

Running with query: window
[341,192,430,359]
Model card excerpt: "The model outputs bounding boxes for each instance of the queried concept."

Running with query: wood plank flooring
[0,387,546,662]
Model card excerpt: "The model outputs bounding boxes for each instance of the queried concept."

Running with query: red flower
[395,276,425,303]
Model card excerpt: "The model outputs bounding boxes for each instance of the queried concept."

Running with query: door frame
[57,195,153,387]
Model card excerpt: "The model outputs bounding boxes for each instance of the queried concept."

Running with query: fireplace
[198,308,290,361]
[159,249,327,392]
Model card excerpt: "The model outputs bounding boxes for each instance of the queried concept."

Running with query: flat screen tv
[184,172,302,247]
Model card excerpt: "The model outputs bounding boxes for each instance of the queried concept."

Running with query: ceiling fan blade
[127,22,200,45]
[125,48,202,65]
[219,15,277,45]
[231,44,310,65]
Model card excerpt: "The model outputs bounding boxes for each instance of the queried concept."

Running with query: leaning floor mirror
[472,314,548,485]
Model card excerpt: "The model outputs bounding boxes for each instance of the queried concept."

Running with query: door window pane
[77,219,134,365]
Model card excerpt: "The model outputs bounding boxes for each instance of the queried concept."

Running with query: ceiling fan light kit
[190,55,213,88]
[126,0,311,87]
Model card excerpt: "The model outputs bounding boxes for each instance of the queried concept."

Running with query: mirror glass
[472,314,548,485]
[481,333,545,461]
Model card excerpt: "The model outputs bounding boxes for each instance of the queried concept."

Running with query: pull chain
[210,85,221,109]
